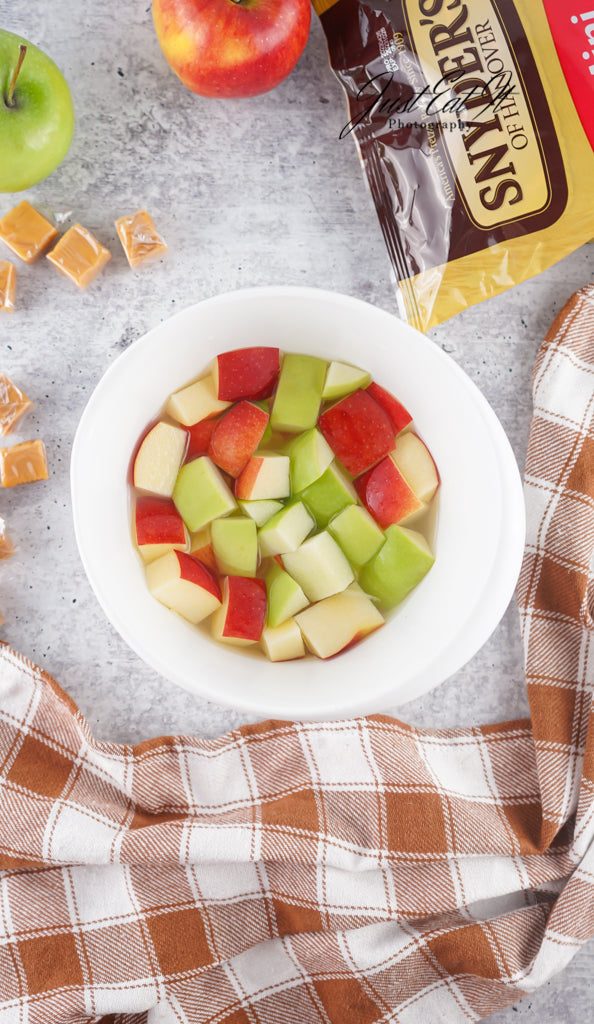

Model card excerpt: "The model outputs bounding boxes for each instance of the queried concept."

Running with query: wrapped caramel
[315,0,594,330]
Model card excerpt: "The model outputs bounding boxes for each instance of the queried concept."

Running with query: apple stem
[5,45,27,107]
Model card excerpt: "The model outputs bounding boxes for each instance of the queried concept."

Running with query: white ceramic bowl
[71,286,525,720]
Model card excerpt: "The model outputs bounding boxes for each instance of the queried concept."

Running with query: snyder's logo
[571,10,594,75]
[403,0,553,230]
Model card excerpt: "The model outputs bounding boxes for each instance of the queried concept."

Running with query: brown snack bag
[315,0,594,331]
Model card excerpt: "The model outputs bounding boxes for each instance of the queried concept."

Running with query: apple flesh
[210,516,258,576]
[261,618,305,662]
[295,584,385,659]
[270,353,327,433]
[211,575,267,645]
[235,453,290,501]
[358,525,435,609]
[133,421,188,497]
[392,432,439,502]
[166,375,231,426]
[146,550,222,623]
[213,347,280,400]
[258,500,314,557]
[173,456,237,532]
[354,455,425,529]
[322,361,371,401]
[327,504,385,566]
[0,31,75,192]
[318,389,395,476]
[282,530,354,602]
[188,526,218,573]
[238,498,283,526]
[134,495,188,563]
[152,0,311,99]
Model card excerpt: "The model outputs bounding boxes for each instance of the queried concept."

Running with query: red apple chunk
[208,401,269,477]
[355,455,424,529]
[318,389,395,476]
[365,381,412,435]
[146,550,222,624]
[185,417,220,460]
[212,575,267,644]
[214,347,280,401]
[135,496,187,562]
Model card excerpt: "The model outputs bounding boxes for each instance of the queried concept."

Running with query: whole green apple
[0,30,75,192]
[152,0,312,99]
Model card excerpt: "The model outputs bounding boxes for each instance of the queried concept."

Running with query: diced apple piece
[318,389,396,476]
[238,498,283,526]
[358,525,435,609]
[266,562,309,627]
[235,454,290,501]
[185,417,220,460]
[365,381,412,435]
[392,432,439,503]
[299,463,357,529]
[270,353,327,433]
[261,618,306,662]
[173,456,237,532]
[282,531,354,602]
[189,526,218,573]
[258,501,314,557]
[295,583,385,659]
[328,504,385,566]
[322,361,371,400]
[133,421,187,497]
[146,550,221,623]
[287,427,334,493]
[134,495,188,563]
[208,401,269,477]
[354,455,424,529]
[211,575,267,645]
[166,375,231,426]
[211,516,258,576]
[214,347,280,401]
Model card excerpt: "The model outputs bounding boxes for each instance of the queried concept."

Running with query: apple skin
[318,389,395,477]
[152,0,311,99]
[0,31,75,192]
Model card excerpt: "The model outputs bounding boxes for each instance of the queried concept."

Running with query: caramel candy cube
[0,261,16,312]
[0,439,48,487]
[0,201,58,264]
[0,517,14,559]
[0,373,34,436]
[46,224,111,289]
[115,210,168,269]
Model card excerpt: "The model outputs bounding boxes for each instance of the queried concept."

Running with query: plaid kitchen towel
[1,285,594,1024]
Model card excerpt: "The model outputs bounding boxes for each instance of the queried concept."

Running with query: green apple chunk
[299,463,357,529]
[261,619,305,662]
[258,501,314,557]
[295,583,385,658]
[358,525,435,609]
[173,456,237,532]
[211,516,258,576]
[282,530,354,602]
[328,504,385,566]
[287,427,334,492]
[270,353,327,432]
[266,563,309,628]
[322,361,371,401]
[238,498,283,526]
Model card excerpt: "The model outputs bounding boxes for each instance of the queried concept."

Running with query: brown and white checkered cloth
[2,285,594,1024]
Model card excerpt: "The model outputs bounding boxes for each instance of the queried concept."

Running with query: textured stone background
[1,2,593,1018]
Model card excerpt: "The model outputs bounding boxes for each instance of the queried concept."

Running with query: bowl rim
[71,285,526,720]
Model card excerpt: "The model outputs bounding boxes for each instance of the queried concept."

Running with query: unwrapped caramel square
[0,261,16,312]
[115,210,168,269]
[0,374,33,436]
[0,201,58,264]
[46,224,111,289]
[0,439,48,487]
[0,517,14,559]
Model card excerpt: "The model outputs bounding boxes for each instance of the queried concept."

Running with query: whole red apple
[152,0,311,98]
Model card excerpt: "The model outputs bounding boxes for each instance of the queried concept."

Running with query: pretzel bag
[315,0,594,330]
